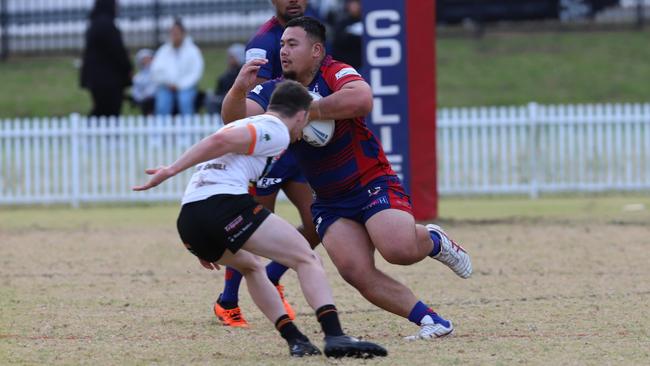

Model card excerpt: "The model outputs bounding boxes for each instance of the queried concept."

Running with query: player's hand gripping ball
[302,92,335,147]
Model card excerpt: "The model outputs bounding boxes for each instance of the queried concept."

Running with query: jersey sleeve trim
[323,61,364,92]
[246,124,257,155]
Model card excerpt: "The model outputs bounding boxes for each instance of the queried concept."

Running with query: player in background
[133,80,387,358]
[214,0,320,327]
[222,17,473,340]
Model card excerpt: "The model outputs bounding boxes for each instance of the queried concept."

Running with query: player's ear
[312,42,324,59]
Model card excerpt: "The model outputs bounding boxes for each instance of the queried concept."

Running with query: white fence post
[528,102,540,199]
[70,113,80,208]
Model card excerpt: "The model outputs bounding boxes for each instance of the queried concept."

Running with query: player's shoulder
[249,114,290,138]
[248,17,282,46]
[319,56,363,88]
[250,77,283,96]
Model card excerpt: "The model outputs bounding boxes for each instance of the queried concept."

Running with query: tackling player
[222,17,473,340]
[214,0,319,327]
[133,80,387,358]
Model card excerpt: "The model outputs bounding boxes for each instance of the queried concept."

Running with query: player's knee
[290,249,322,270]
[337,263,371,290]
[235,255,265,275]
[381,247,420,265]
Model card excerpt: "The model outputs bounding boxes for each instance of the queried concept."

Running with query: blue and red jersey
[247,56,397,200]
[245,17,284,80]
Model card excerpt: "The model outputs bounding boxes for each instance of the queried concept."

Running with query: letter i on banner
[362,0,437,220]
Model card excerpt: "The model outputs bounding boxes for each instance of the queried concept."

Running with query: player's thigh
[365,208,419,262]
[254,192,278,212]
[321,218,375,284]
[241,213,318,267]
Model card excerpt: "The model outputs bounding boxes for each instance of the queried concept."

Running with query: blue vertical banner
[362,0,438,220]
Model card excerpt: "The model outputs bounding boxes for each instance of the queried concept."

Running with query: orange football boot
[213,302,249,328]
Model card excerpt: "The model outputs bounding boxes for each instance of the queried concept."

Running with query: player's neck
[296,61,322,86]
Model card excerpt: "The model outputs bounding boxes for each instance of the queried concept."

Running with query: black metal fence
[0,0,648,59]
[0,0,273,58]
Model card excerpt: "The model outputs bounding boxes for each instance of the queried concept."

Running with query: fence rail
[0,114,221,206]
[1,102,650,206]
[437,103,650,197]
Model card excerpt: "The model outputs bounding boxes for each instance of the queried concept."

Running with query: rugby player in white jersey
[133,80,386,359]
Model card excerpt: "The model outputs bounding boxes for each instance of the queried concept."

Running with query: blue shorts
[252,150,307,196]
[311,176,413,240]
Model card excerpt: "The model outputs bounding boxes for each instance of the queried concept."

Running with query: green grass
[1,194,648,231]
[439,194,650,222]
[1,29,650,118]
[0,48,227,118]
[437,30,650,107]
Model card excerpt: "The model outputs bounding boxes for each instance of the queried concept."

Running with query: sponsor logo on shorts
[335,67,360,80]
[257,177,283,188]
[225,215,244,233]
[367,186,382,196]
[362,195,389,211]
[315,216,323,233]
[228,222,254,243]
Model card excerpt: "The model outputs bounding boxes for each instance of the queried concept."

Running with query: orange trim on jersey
[246,124,257,155]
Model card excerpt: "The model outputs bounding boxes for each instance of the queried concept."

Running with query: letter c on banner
[366,10,401,37]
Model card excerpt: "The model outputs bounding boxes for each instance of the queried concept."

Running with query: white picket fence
[1,102,650,206]
[0,114,221,206]
[437,103,650,197]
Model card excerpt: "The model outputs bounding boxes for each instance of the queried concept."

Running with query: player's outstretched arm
[132,127,253,191]
[310,80,373,121]
[222,59,268,123]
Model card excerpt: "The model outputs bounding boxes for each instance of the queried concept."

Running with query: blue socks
[220,262,289,306]
[266,261,289,285]
[428,230,442,257]
[408,301,449,327]
[220,267,243,306]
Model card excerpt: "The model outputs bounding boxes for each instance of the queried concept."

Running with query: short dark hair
[285,16,326,44]
[268,80,312,117]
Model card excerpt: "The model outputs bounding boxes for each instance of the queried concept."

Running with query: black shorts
[176,194,272,262]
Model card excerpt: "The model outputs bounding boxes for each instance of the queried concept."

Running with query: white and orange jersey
[181,114,290,205]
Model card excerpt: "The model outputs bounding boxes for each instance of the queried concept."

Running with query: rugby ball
[302,92,335,147]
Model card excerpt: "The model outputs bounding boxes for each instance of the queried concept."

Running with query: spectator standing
[151,18,204,116]
[131,48,157,115]
[80,0,133,117]
[331,0,363,70]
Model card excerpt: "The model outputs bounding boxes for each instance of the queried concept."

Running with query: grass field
[2,30,650,118]
[2,196,649,365]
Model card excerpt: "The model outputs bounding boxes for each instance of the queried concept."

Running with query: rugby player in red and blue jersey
[222,16,473,340]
